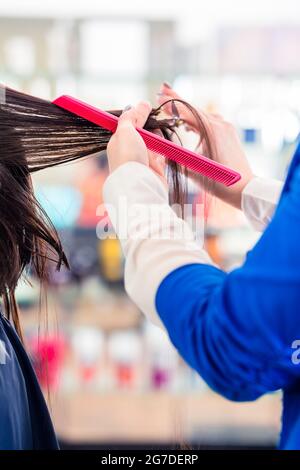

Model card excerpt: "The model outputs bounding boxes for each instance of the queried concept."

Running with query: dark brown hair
[0,86,214,338]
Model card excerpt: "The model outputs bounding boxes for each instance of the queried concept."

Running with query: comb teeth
[140,132,240,186]
[53,95,241,187]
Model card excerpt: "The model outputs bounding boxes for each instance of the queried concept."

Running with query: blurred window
[4,36,35,75]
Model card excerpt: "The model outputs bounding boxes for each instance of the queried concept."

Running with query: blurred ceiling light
[79,20,148,77]
[0,0,299,24]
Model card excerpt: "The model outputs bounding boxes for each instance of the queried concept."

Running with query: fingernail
[123,104,132,112]
[163,81,172,89]
[156,92,164,96]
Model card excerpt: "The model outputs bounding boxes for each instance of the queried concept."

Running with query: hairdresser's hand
[107,102,166,185]
[157,83,254,209]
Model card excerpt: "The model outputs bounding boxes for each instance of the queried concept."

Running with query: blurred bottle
[98,238,124,286]
[29,334,66,392]
[71,327,104,385]
[144,324,178,391]
[107,330,141,389]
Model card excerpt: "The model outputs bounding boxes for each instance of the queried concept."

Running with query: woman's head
[0,86,215,336]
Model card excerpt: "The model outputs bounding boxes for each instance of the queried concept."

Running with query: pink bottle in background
[29,334,66,391]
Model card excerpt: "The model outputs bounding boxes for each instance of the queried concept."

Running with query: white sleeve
[241,177,283,232]
[103,162,214,327]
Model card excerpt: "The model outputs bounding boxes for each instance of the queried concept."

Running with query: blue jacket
[156,143,300,449]
[0,312,58,449]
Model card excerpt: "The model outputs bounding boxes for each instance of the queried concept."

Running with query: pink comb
[53,95,241,186]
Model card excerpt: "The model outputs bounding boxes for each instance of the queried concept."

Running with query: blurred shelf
[72,302,141,331]
[21,299,141,332]
[52,391,281,446]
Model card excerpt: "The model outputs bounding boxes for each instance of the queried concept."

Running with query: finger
[117,105,136,129]
[134,101,152,128]
[157,90,177,103]
[149,153,168,188]
[157,96,187,122]
[159,82,180,98]
[156,89,200,130]
[156,82,182,107]
[149,153,166,178]
[118,101,151,131]
[157,85,221,128]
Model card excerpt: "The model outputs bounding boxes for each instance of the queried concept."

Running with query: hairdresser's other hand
[157,82,200,131]
[157,83,254,209]
[107,102,166,185]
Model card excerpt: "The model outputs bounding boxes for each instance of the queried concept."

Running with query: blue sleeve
[156,160,300,402]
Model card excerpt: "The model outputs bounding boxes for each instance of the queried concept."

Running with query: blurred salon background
[1,0,299,449]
